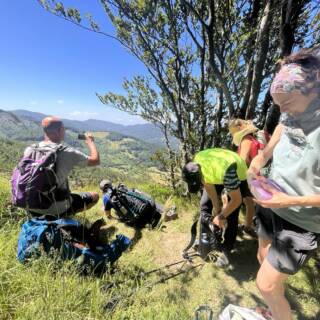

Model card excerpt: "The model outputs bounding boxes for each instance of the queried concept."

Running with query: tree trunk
[206,0,235,118]
[258,90,272,130]
[211,89,224,147]
[265,104,281,135]
[238,0,262,118]
[280,0,295,56]
[264,0,308,130]
[246,0,273,119]
[163,124,177,190]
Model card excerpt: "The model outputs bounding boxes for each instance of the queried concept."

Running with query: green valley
[0,114,319,319]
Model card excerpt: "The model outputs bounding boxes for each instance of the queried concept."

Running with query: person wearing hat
[228,119,270,236]
[228,119,270,166]
[182,148,249,266]
[100,179,114,219]
[26,116,100,216]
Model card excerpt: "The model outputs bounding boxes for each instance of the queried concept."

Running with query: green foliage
[0,139,26,173]
[38,0,320,157]
[0,173,319,319]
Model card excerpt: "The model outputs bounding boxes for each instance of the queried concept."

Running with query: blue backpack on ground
[17,217,131,274]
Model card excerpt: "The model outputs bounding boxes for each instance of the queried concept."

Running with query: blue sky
[0,0,148,124]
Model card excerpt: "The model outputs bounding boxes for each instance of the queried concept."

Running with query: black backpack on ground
[110,184,161,229]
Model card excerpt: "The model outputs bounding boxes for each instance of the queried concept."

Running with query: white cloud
[28,100,38,106]
[57,99,64,105]
[68,110,99,118]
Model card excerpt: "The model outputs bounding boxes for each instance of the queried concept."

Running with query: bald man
[25,116,100,217]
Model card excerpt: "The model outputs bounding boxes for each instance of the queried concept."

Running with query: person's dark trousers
[200,187,240,252]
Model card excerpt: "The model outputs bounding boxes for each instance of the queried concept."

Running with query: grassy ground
[0,175,319,320]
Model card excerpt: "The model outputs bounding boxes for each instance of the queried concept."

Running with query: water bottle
[199,232,211,260]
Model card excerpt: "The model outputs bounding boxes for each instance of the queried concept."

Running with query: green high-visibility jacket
[194,148,247,185]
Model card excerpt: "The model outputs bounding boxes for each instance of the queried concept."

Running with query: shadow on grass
[224,235,259,284]
[128,227,143,251]
[102,260,203,314]
[209,259,266,315]
[287,285,320,320]
[222,236,319,319]
[99,225,118,244]
[286,258,320,320]
[218,291,266,312]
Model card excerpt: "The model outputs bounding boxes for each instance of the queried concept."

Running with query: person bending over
[182,148,249,267]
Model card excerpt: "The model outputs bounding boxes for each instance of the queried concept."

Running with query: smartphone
[78,133,86,140]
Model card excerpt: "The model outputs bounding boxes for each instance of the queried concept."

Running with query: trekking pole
[104,262,204,313]
[145,262,204,288]
[102,253,200,291]
[141,252,199,276]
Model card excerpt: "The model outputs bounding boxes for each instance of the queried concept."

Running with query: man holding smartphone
[26,116,100,217]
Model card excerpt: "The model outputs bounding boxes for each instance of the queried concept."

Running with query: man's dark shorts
[255,205,319,275]
[66,192,97,215]
[30,192,96,218]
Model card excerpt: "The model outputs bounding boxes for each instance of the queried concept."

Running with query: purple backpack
[11,144,67,210]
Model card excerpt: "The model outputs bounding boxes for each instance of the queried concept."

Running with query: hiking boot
[214,250,230,268]
[238,224,257,238]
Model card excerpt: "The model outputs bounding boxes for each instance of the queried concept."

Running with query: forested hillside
[0,110,162,183]
[10,109,177,147]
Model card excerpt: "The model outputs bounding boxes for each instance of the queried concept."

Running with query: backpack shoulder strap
[56,144,67,152]
[182,219,198,257]
[248,136,262,159]
[21,143,41,159]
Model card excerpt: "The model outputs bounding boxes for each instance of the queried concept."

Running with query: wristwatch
[218,213,227,221]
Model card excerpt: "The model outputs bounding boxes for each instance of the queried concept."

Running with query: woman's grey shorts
[254,206,319,275]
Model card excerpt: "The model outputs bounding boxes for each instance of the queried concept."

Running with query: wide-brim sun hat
[232,126,258,146]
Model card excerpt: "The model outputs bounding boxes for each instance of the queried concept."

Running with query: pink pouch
[249,178,286,200]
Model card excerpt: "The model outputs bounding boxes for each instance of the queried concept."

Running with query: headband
[271,63,320,95]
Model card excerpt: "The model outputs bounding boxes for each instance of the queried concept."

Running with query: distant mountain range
[9,109,176,147]
[0,109,43,141]
[0,109,162,170]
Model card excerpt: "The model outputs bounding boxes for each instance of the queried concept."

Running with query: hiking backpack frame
[109,184,161,228]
